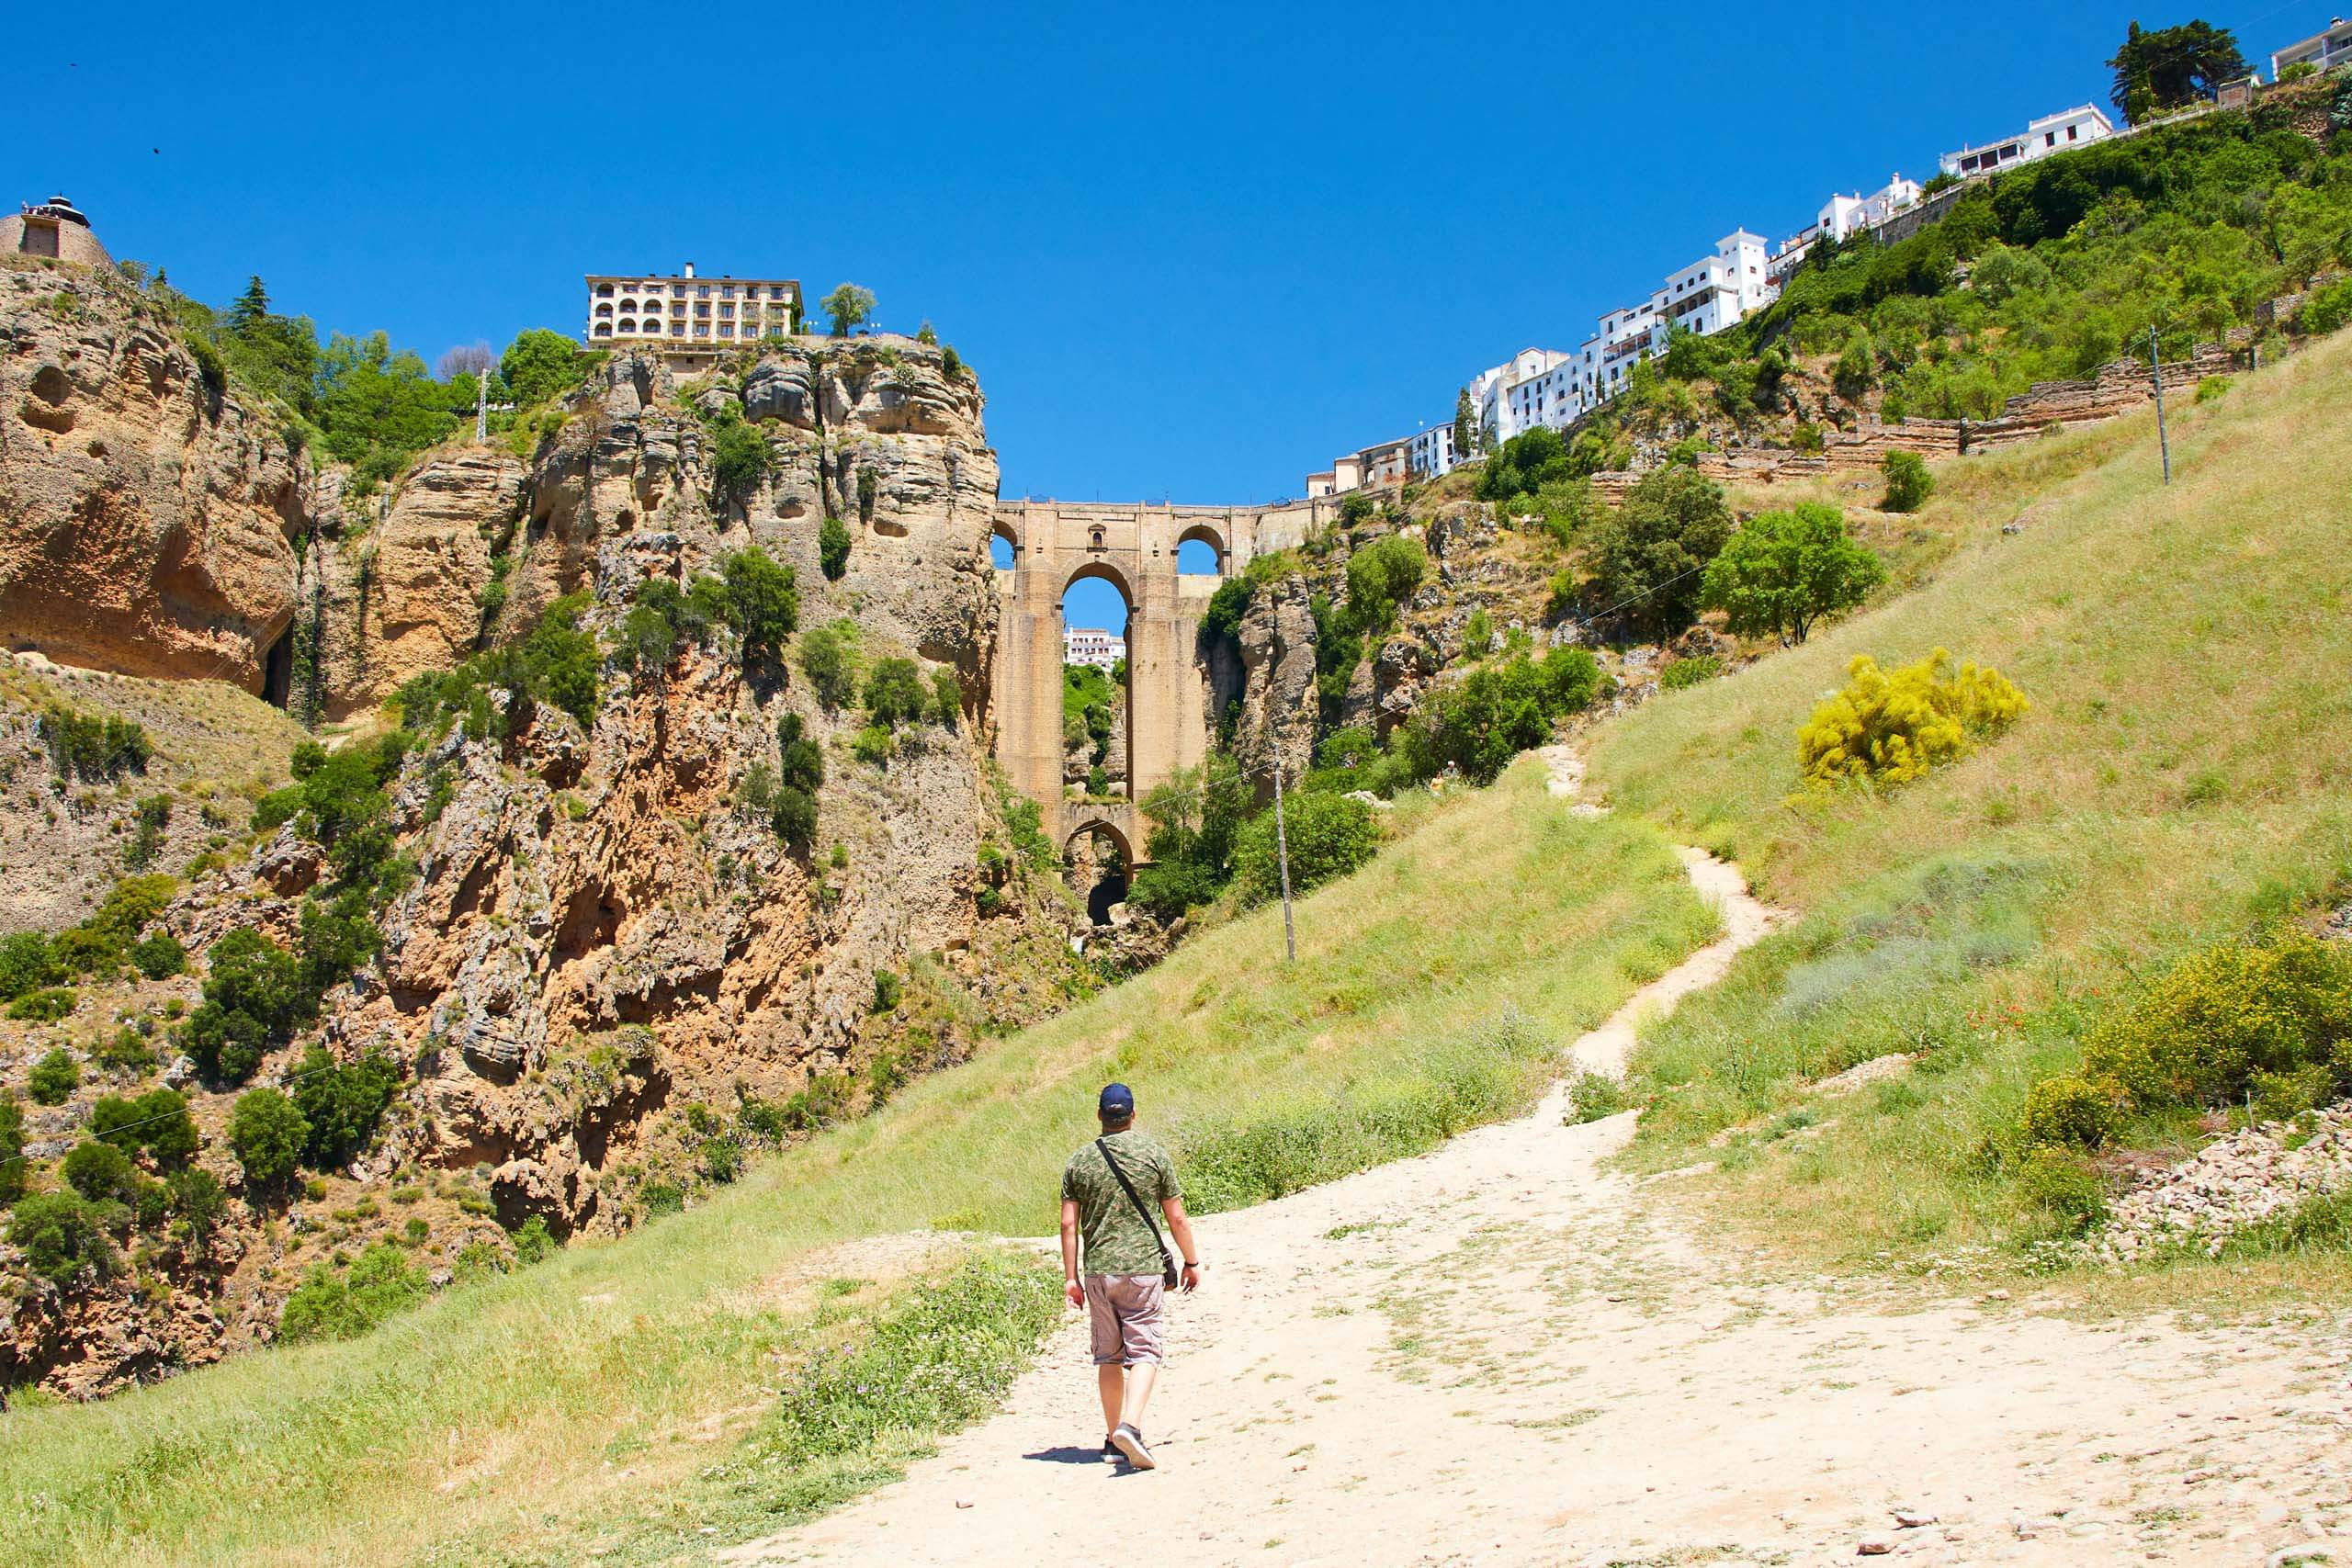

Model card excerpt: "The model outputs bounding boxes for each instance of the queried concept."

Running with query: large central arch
[990,501,1330,846]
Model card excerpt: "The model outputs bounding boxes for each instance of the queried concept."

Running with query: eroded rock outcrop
[0,262,310,689]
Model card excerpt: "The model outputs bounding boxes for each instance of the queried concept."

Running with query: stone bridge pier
[989,499,1323,854]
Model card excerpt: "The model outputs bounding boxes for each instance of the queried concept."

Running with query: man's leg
[1117,1360,1159,1429]
[1097,1362,1124,1439]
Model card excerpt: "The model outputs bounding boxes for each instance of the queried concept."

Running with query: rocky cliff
[0,280,1125,1395]
[0,259,311,690]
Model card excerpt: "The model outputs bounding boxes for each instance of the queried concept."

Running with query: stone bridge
[989,498,1331,855]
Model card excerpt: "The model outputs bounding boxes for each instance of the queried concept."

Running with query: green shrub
[2251,1062,2336,1122]
[28,1048,79,1105]
[2302,277,2352,337]
[2222,1188,2352,1258]
[1660,655,1721,690]
[723,547,799,666]
[186,928,308,1085]
[707,409,769,496]
[931,667,961,727]
[819,516,851,581]
[510,1213,559,1265]
[6,1192,119,1284]
[2015,1148,2108,1235]
[170,1167,227,1247]
[2195,375,2233,403]
[277,1243,429,1343]
[0,932,61,1002]
[38,706,151,782]
[1790,422,1826,454]
[90,1088,198,1169]
[1879,450,1933,513]
[871,969,902,1013]
[699,1134,745,1184]
[0,1096,25,1206]
[1232,791,1378,906]
[290,1047,401,1170]
[11,988,77,1024]
[2080,929,2352,1112]
[228,1087,309,1191]
[863,658,927,729]
[1340,536,1427,638]
[130,932,187,979]
[851,726,895,767]
[641,1180,685,1217]
[799,620,861,709]
[62,1139,142,1205]
[1565,1072,1631,1124]
[1401,647,1605,786]
[2019,1072,2124,1147]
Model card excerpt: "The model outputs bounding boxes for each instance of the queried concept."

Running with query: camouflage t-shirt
[1061,1130,1182,1278]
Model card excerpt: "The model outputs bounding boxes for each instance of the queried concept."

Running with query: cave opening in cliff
[261,625,293,709]
[1061,564,1132,802]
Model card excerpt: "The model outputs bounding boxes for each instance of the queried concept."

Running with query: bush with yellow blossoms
[1794,647,2027,789]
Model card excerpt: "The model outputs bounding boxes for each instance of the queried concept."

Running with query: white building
[1407,422,1458,479]
[1767,175,1922,290]
[2272,16,2352,76]
[1939,104,2114,180]
[1306,434,1414,496]
[1471,347,1574,444]
[1063,626,1126,671]
[584,262,802,345]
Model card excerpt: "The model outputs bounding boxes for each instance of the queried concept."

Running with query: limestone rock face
[1227,578,1318,793]
[0,264,308,690]
[313,449,524,719]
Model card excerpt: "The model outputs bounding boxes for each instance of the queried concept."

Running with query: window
[718,303,733,318]
[670,322,684,336]
[2046,131,2056,147]
[595,283,614,298]
[2067,125,2078,141]
[697,286,711,298]
[695,303,710,317]
[695,325,709,337]
[594,322,612,336]
[719,323,734,336]
[673,284,686,297]
[721,285,735,298]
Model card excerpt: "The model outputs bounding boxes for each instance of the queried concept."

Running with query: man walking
[1060,1082,1201,1471]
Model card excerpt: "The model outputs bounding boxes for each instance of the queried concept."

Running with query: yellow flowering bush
[1795,647,2027,789]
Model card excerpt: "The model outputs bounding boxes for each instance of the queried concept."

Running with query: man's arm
[1161,1195,1203,1293]
[1059,1198,1085,1308]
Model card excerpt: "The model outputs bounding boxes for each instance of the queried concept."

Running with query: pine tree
[227,276,270,337]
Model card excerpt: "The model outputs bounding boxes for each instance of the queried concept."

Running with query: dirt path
[726,752,2352,1568]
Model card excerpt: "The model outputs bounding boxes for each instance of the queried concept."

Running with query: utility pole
[2148,324,2171,485]
[1271,756,1297,963]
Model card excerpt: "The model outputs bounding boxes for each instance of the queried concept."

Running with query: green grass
[0,758,1710,1566]
[1588,326,2352,1279]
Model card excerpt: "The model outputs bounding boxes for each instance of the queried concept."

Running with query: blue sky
[8,2,2301,632]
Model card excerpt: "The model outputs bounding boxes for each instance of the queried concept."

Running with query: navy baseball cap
[1097,1082,1135,1117]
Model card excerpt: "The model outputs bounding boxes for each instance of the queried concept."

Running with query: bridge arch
[1175,523,1228,575]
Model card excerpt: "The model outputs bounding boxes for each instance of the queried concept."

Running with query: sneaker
[1111,1422,1156,1471]
[1101,1438,1119,1460]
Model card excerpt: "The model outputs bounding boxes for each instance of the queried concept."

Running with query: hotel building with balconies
[584,263,802,346]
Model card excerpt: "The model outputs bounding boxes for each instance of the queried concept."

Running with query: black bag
[1096,1136,1181,1289]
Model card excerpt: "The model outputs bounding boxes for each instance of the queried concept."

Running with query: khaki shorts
[1084,1273,1166,1367]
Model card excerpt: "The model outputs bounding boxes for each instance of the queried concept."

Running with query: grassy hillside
[0,764,1712,1566]
[1589,325,2352,1286]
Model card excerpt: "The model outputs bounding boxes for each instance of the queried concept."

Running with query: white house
[2272,16,2352,76]
[1939,104,2114,179]
[1063,626,1125,671]
[1306,434,1413,497]
[1407,422,1458,479]
[1767,175,1922,291]
[1473,347,1574,444]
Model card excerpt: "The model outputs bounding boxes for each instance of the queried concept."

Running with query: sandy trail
[727,751,2351,1568]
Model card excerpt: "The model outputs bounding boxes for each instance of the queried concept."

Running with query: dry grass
[1589,327,2352,1288]
[0,759,1710,1566]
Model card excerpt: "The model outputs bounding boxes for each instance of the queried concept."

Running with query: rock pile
[2091,1105,2352,1262]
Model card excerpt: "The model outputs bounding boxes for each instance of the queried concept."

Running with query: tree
[28,1047,77,1106]
[2108,19,2247,124]
[799,621,860,708]
[1700,503,1886,646]
[723,547,799,666]
[1232,792,1378,905]
[62,1140,140,1205]
[436,343,493,381]
[1581,467,1735,640]
[819,515,851,581]
[1452,389,1475,458]
[822,283,876,337]
[709,412,769,497]
[0,1095,25,1206]
[864,657,928,728]
[225,276,271,336]
[292,1047,401,1170]
[1880,450,1934,513]
[7,1193,118,1284]
[228,1088,309,1191]
[500,328,583,407]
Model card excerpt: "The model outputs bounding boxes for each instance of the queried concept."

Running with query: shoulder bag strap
[1096,1136,1180,1285]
